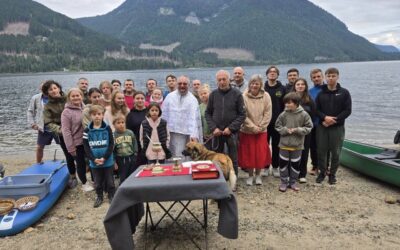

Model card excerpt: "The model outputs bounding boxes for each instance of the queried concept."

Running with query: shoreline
[2,153,400,249]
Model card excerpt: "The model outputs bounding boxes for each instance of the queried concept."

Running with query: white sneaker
[299,177,307,183]
[272,168,280,178]
[82,183,94,192]
[261,168,269,177]
[246,176,254,186]
[255,175,263,185]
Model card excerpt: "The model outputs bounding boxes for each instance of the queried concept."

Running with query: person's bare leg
[246,168,254,186]
[36,145,44,163]
[255,168,263,185]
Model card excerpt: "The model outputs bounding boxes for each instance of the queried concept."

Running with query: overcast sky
[34,0,400,48]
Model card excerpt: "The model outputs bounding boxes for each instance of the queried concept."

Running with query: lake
[0,60,399,155]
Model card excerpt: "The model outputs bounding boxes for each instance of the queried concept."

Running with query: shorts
[37,130,55,146]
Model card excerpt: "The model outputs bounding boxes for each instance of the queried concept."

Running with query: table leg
[152,201,178,230]
[157,201,202,250]
[203,199,208,250]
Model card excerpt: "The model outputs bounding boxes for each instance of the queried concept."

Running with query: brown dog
[182,141,237,191]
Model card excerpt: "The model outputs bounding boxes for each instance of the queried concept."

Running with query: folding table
[104,163,238,250]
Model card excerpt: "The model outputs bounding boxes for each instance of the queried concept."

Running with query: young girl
[61,88,93,192]
[294,78,316,183]
[150,88,164,105]
[140,103,171,164]
[83,105,115,208]
[104,91,130,131]
[82,87,102,128]
[198,84,212,149]
[99,80,113,108]
[113,114,138,183]
[275,92,313,192]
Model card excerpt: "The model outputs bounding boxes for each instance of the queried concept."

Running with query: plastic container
[0,174,51,200]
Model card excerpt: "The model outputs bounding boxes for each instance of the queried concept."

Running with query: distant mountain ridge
[78,0,399,66]
[0,0,176,72]
[374,44,400,53]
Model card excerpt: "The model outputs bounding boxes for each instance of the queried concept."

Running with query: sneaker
[328,175,337,185]
[81,183,94,192]
[246,176,254,186]
[316,173,325,183]
[290,184,300,191]
[299,177,307,183]
[93,196,103,208]
[255,175,262,185]
[279,183,287,192]
[272,168,280,178]
[68,178,78,189]
[261,168,269,177]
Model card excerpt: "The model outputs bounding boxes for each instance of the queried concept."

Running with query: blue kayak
[0,160,69,237]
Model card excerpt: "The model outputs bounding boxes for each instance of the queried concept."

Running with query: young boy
[315,68,352,184]
[275,92,313,192]
[83,105,115,208]
[113,114,138,183]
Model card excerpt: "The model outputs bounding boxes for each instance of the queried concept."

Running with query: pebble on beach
[66,213,76,220]
[384,195,397,204]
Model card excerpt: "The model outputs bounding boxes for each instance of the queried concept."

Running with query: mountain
[0,0,176,73]
[78,0,398,66]
[375,44,400,53]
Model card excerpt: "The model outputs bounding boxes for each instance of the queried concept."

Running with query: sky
[34,0,400,48]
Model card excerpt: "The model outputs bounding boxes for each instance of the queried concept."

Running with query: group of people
[27,65,352,207]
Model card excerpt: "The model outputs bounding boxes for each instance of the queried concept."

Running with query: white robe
[162,90,202,141]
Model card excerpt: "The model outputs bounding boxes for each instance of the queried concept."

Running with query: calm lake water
[0,60,399,155]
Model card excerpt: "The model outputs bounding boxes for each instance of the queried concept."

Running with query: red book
[191,163,219,180]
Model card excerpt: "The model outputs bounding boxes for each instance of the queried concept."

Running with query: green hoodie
[275,106,313,150]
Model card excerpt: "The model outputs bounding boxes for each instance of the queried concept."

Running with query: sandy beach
[1,151,400,250]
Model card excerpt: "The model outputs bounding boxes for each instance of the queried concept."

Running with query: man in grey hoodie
[27,83,56,163]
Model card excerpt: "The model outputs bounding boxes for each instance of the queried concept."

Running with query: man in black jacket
[263,66,286,178]
[205,70,246,177]
[315,67,352,184]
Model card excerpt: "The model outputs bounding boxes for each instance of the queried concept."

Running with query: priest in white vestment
[162,75,202,157]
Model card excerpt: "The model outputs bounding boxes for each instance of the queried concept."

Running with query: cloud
[309,0,400,47]
[309,0,400,34]
[366,28,400,48]
[34,0,124,18]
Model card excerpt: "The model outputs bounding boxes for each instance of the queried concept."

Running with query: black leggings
[299,134,311,178]
[59,137,87,184]
[267,125,280,169]
[116,155,137,184]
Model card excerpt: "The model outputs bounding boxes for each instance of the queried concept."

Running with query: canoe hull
[340,140,400,187]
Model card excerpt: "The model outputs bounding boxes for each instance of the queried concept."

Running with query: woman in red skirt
[238,74,272,185]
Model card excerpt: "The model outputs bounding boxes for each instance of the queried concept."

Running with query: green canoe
[340,140,400,187]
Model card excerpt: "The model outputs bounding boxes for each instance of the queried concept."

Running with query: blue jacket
[83,121,114,168]
[309,84,324,125]
[309,84,324,101]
